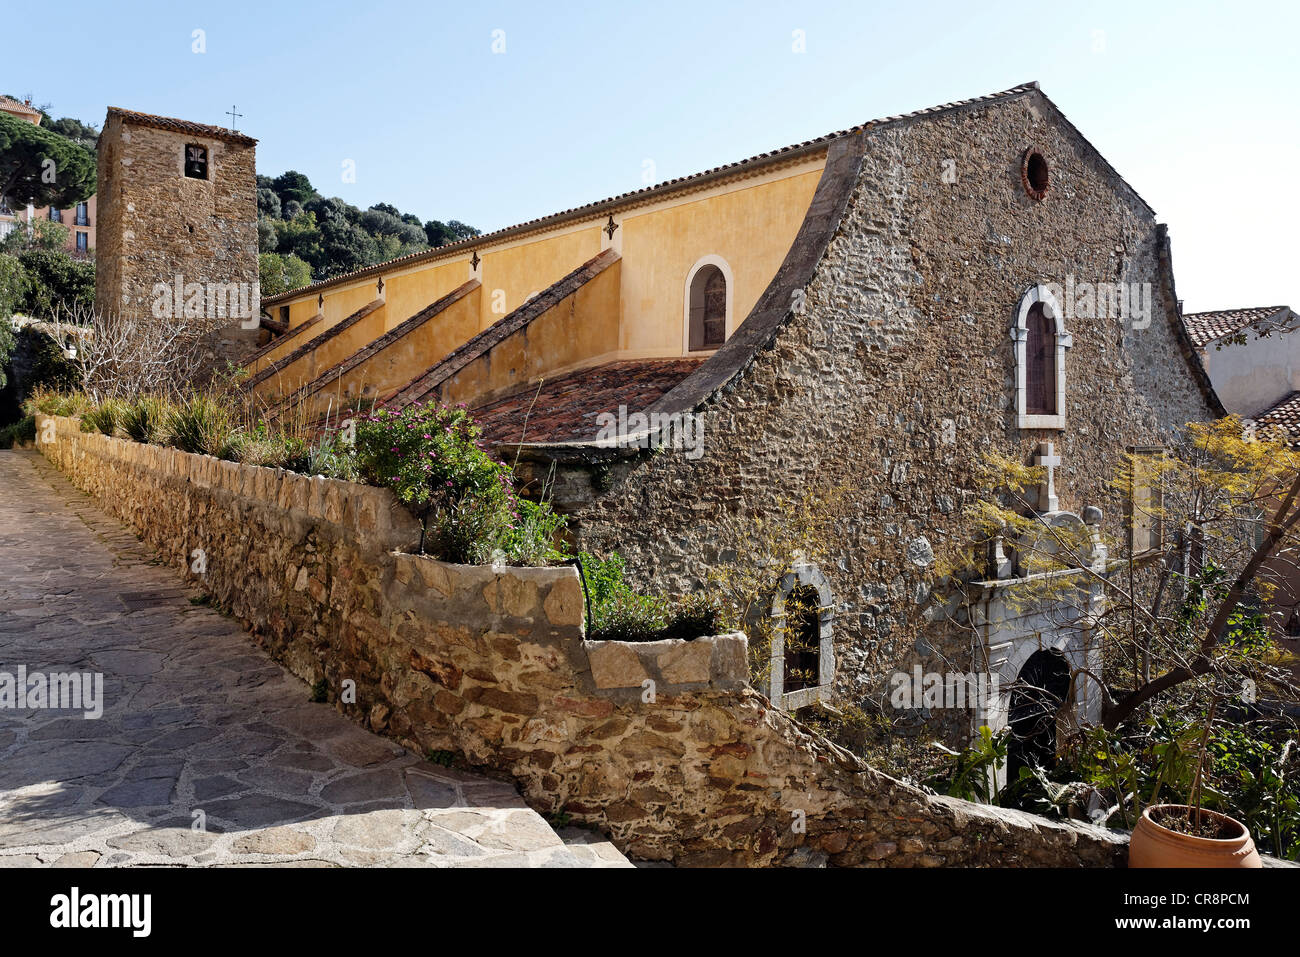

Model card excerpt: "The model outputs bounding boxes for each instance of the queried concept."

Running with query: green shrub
[502,497,568,566]
[580,550,718,641]
[169,394,239,457]
[0,254,23,321]
[81,398,128,436]
[23,388,89,418]
[120,395,173,444]
[307,439,360,482]
[11,247,95,317]
[227,425,290,468]
[354,401,566,565]
[0,415,34,449]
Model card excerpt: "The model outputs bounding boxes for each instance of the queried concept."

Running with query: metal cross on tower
[226,106,243,130]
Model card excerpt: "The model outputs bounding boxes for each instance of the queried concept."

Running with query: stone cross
[1035,441,1060,512]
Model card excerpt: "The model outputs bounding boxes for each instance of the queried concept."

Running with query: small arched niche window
[1012,285,1070,430]
[684,257,732,353]
[764,563,834,711]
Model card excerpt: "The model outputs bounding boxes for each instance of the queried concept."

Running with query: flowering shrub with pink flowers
[354,401,567,565]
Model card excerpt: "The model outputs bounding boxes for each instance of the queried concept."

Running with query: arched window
[1025,302,1056,415]
[783,584,822,693]
[1012,285,1070,430]
[764,563,834,711]
[685,258,732,352]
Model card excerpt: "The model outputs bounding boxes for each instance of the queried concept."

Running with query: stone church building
[136,82,1223,752]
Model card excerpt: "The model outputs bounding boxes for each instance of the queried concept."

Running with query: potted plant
[1129,698,1262,867]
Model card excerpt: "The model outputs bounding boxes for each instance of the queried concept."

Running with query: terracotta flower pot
[1129,804,1261,868]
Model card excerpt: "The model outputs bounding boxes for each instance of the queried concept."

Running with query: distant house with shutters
[0,94,96,258]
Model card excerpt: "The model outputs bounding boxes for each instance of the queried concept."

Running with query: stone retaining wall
[35,414,1128,866]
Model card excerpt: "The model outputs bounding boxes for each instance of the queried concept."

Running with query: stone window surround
[1126,444,1166,556]
[181,141,213,182]
[766,563,835,711]
[682,254,734,356]
[1012,283,1071,430]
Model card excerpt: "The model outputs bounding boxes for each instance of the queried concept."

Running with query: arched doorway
[1006,648,1071,782]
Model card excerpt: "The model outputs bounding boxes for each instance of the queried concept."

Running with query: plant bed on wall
[578,550,719,642]
[1129,804,1262,868]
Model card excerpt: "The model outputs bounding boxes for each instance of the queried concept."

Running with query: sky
[7,0,1297,312]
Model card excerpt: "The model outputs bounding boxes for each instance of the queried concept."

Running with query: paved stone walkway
[0,449,629,868]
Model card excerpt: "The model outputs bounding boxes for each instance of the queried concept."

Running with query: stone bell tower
[95,106,262,376]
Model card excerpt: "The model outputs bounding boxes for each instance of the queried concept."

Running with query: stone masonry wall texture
[36,414,1127,866]
[561,89,1216,746]
[95,112,262,377]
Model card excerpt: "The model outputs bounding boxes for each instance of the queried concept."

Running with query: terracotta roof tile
[0,95,40,118]
[1182,306,1292,348]
[105,106,257,146]
[468,359,704,447]
[1249,391,1300,446]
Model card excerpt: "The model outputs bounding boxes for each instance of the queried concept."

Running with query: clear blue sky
[8,0,1296,311]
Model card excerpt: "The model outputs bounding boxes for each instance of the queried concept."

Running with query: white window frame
[682,255,734,355]
[766,563,835,711]
[1012,284,1071,430]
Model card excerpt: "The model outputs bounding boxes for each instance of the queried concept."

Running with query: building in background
[0,94,96,256]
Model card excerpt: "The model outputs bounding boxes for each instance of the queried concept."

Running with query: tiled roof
[0,95,40,118]
[1249,391,1300,445]
[470,359,704,447]
[105,107,257,146]
[264,82,1046,307]
[1182,306,1292,348]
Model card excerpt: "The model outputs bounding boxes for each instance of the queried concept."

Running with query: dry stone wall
[35,414,1127,866]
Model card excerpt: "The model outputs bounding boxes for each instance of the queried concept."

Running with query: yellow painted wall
[440,259,622,407]
[247,313,322,377]
[617,167,823,355]
[288,298,317,329]
[250,281,388,378]
[252,299,385,400]
[382,259,469,334]
[303,284,483,419]
[475,228,604,331]
[256,155,826,400]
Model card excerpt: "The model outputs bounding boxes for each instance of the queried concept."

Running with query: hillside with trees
[257,170,479,295]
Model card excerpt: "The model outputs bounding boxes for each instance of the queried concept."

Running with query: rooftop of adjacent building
[468,358,705,447]
[1249,391,1300,446]
[0,95,40,123]
[1181,306,1297,349]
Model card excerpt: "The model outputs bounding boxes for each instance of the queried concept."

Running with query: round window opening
[1022,149,1050,200]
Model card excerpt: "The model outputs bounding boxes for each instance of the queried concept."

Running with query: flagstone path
[0,449,629,868]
